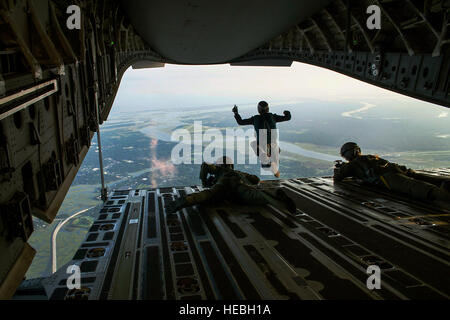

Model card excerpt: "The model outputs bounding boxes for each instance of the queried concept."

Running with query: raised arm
[274,110,291,123]
[233,105,254,126]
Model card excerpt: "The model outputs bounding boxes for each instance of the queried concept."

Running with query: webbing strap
[379,176,391,190]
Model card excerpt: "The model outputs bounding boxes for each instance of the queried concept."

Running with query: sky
[111,61,445,113]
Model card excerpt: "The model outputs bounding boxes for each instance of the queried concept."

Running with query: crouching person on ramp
[165,156,296,215]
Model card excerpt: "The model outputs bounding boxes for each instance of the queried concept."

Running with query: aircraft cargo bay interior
[0,0,449,302]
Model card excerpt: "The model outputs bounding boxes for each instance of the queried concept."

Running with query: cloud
[112,62,425,110]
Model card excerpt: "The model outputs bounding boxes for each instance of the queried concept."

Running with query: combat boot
[165,196,188,213]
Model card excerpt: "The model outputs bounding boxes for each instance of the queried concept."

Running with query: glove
[232,105,238,113]
[165,197,188,214]
[333,161,343,180]
[203,176,216,188]
[283,110,290,116]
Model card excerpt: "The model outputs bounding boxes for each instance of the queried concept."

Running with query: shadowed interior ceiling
[120,0,332,64]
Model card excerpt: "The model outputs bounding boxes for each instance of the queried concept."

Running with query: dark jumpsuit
[184,163,277,207]
[234,112,291,154]
[334,155,449,201]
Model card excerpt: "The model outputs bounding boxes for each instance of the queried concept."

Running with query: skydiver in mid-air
[232,101,292,178]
